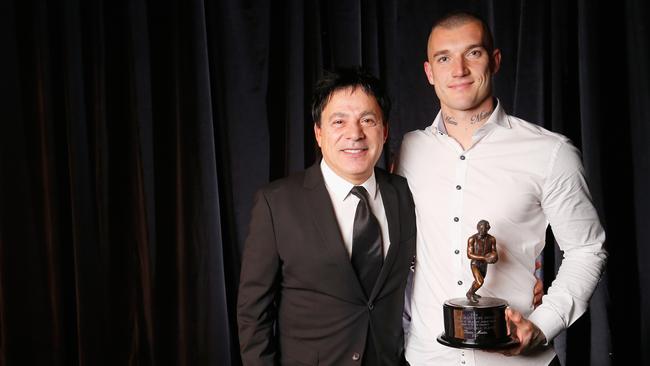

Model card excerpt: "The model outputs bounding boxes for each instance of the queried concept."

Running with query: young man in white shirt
[397,11,607,366]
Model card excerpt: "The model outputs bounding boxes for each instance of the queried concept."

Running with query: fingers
[533,279,543,308]
[503,307,543,356]
[503,307,521,355]
[505,307,522,325]
[532,260,544,308]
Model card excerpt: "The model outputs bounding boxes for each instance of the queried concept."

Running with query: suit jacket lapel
[370,168,401,301]
[303,163,366,303]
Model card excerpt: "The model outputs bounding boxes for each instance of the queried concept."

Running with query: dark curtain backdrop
[0,0,648,365]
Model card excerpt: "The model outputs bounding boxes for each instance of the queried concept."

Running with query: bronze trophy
[437,220,517,349]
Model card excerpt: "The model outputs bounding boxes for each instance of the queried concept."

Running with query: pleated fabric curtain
[1,0,233,364]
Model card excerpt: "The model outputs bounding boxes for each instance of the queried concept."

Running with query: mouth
[341,147,369,155]
[448,81,473,90]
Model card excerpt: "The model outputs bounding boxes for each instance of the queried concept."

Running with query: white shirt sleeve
[528,139,608,342]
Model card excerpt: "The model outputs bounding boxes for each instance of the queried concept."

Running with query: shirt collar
[320,159,378,202]
[430,98,511,136]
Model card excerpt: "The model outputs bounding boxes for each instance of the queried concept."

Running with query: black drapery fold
[625,0,650,360]
[2,0,233,364]
[1,1,649,365]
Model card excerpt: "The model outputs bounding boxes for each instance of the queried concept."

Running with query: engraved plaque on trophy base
[437,297,518,349]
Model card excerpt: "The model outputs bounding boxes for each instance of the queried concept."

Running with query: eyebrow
[328,111,379,120]
[432,44,485,58]
[328,112,349,120]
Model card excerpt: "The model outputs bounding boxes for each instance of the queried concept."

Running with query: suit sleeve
[237,190,280,366]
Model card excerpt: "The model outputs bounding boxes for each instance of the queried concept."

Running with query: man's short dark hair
[311,68,391,126]
[430,11,495,56]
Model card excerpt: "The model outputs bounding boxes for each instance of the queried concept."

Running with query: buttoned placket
[440,133,469,297]
[439,123,495,365]
[454,150,469,296]
[459,349,476,366]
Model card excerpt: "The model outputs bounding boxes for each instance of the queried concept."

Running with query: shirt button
[454,249,460,254]
[460,155,466,160]
[456,185,462,190]
[458,280,463,285]
[453,217,459,222]
[352,352,361,361]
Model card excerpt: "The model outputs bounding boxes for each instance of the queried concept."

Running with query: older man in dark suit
[237,68,416,366]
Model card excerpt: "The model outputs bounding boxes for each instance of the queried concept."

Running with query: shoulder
[397,127,439,175]
[505,115,582,160]
[499,115,586,180]
[401,128,432,147]
[376,167,415,215]
[506,115,572,145]
[375,166,406,183]
[257,170,307,200]
[375,167,409,192]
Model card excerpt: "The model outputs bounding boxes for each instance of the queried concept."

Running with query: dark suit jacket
[237,163,416,366]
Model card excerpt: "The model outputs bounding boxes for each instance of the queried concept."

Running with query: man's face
[424,21,501,113]
[314,87,387,185]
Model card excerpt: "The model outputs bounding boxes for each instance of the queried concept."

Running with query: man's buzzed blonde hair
[428,11,495,57]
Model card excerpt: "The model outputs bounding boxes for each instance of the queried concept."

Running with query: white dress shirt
[321,160,391,258]
[397,101,607,366]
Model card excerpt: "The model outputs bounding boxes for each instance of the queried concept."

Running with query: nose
[451,57,468,77]
[346,122,365,140]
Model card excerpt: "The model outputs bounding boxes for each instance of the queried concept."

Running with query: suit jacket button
[352,352,361,361]
[368,302,374,310]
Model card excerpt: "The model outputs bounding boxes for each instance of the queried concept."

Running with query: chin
[348,167,374,176]
[449,100,480,111]
[344,166,374,179]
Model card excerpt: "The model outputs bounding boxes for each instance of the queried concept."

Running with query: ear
[424,61,435,85]
[491,48,502,74]
[314,123,322,147]
[383,124,389,143]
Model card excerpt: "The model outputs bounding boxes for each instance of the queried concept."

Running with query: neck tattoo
[470,110,492,124]
[443,110,492,127]
[444,113,458,125]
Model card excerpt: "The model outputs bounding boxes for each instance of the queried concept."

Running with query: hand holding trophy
[437,220,518,349]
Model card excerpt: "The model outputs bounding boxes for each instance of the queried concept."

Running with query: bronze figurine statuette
[437,220,518,349]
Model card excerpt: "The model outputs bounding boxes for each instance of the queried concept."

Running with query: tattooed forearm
[470,111,492,124]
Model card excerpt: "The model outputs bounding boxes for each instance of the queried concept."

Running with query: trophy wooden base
[437,297,518,349]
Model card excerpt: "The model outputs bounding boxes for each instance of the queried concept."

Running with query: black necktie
[350,186,383,298]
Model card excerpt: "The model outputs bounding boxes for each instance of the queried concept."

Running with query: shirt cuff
[527,305,566,345]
